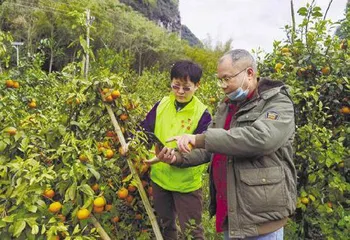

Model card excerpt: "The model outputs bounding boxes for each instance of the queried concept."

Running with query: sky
[179,0,348,52]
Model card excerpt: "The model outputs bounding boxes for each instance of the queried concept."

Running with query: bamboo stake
[105,104,163,240]
[90,215,111,240]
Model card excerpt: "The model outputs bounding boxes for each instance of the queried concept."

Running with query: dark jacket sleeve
[193,109,212,134]
[140,101,160,132]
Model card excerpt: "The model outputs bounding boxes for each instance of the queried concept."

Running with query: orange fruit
[28,101,37,108]
[111,90,121,99]
[6,127,17,135]
[327,202,332,208]
[142,180,148,188]
[43,189,55,198]
[119,113,128,121]
[111,216,120,223]
[281,47,289,53]
[93,197,106,207]
[79,154,88,162]
[340,106,350,114]
[93,205,104,213]
[48,202,62,213]
[117,187,128,199]
[5,80,14,88]
[104,95,114,103]
[13,81,19,88]
[57,214,66,222]
[106,130,115,138]
[147,186,153,196]
[77,208,90,220]
[105,204,113,211]
[105,149,114,159]
[102,88,110,94]
[135,213,142,220]
[301,197,309,205]
[188,143,193,151]
[102,141,110,149]
[321,66,330,75]
[274,63,283,71]
[91,183,99,192]
[125,195,134,203]
[338,161,344,168]
[209,97,216,103]
[127,184,137,193]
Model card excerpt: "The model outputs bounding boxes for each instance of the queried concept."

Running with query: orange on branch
[117,187,128,199]
[48,202,62,213]
[43,189,55,198]
[28,101,37,108]
[128,184,137,193]
[77,208,90,220]
[125,195,134,203]
[5,80,14,88]
[111,90,121,99]
[321,66,330,75]
[93,197,106,207]
[79,154,88,162]
[104,95,114,103]
[93,205,104,213]
[112,216,120,223]
[119,113,128,121]
[102,88,110,94]
[340,106,350,114]
[301,197,309,205]
[105,149,114,159]
[13,81,19,88]
[105,204,113,211]
[6,127,17,135]
[91,183,99,192]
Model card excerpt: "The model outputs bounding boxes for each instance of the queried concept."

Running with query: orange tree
[0,48,164,239]
[258,3,349,239]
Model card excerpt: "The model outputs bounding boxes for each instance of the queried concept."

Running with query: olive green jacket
[173,78,297,238]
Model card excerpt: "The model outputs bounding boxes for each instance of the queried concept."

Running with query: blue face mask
[226,77,249,101]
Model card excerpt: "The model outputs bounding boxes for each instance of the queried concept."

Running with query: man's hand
[167,134,196,153]
[156,146,177,164]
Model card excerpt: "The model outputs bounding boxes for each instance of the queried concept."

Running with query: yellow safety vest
[151,93,208,192]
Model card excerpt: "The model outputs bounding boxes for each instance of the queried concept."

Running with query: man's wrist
[170,152,184,166]
[195,134,205,148]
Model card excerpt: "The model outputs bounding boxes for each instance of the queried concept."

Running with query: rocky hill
[119,0,202,47]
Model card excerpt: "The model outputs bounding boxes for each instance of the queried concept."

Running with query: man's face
[171,78,198,103]
[217,56,249,95]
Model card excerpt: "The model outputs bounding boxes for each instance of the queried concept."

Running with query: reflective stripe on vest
[151,93,207,192]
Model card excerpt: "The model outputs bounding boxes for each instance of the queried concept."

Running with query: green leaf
[0,141,7,152]
[298,7,308,16]
[66,181,77,201]
[2,215,14,223]
[31,225,39,235]
[27,205,38,213]
[19,137,30,152]
[88,167,100,180]
[78,184,94,196]
[0,220,6,228]
[72,224,81,235]
[13,220,26,238]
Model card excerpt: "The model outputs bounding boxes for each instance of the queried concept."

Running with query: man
[141,60,211,239]
[156,49,297,239]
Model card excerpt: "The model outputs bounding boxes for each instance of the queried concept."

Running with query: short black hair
[170,60,202,83]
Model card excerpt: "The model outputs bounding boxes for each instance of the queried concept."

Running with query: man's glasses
[217,68,247,87]
[171,84,193,92]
